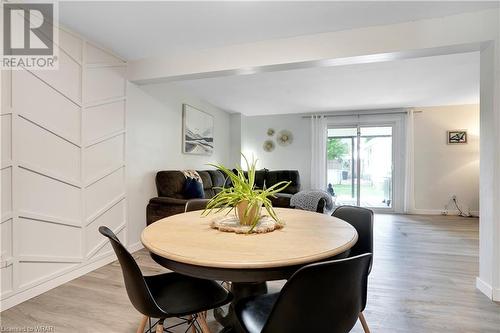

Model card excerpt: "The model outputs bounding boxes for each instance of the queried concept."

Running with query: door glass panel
[359,126,393,208]
[327,128,358,206]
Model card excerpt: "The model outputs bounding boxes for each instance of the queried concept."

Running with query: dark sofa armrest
[185,199,210,212]
[149,197,188,206]
[147,197,188,225]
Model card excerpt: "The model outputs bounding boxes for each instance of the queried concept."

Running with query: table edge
[141,222,358,269]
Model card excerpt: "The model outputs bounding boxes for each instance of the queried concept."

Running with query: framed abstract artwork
[182,104,214,155]
[447,130,467,144]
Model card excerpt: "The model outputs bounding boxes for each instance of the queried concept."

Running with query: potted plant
[203,155,290,232]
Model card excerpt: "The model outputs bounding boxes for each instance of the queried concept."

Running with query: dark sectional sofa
[146,169,303,225]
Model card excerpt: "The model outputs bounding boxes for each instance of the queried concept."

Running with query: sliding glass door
[327,125,393,209]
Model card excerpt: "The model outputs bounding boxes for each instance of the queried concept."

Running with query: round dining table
[141,207,358,333]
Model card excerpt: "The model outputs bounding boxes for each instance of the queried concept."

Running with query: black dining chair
[235,253,372,333]
[332,205,374,333]
[99,226,232,333]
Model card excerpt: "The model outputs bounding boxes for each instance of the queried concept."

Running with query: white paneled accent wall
[0,26,130,310]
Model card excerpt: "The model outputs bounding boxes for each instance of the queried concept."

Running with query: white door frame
[326,112,406,213]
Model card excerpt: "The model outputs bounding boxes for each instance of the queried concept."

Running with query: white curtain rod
[301,110,422,118]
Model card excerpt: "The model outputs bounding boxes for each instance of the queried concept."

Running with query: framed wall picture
[182,104,214,155]
[447,130,467,144]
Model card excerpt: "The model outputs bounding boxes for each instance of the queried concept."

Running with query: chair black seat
[145,272,231,317]
[235,293,279,333]
[98,225,232,331]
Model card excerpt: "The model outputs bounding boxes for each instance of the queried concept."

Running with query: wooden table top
[141,208,358,269]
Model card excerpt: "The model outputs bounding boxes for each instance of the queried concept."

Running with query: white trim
[17,114,81,148]
[84,130,125,148]
[408,209,479,217]
[0,253,114,311]
[85,63,127,69]
[0,241,140,311]
[18,162,82,189]
[18,256,82,263]
[83,96,126,109]
[17,211,82,228]
[84,165,125,188]
[1,160,13,169]
[493,287,500,302]
[1,212,13,223]
[85,195,126,226]
[26,67,82,108]
[476,277,493,300]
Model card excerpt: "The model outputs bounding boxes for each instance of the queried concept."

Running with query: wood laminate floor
[1,214,499,332]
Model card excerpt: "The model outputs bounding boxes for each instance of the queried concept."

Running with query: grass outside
[331,183,385,198]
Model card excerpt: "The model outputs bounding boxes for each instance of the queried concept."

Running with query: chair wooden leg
[136,315,148,333]
[155,319,164,333]
[359,312,371,333]
[196,313,211,333]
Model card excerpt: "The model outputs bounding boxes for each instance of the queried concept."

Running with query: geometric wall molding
[28,50,82,105]
[13,70,81,145]
[0,23,127,310]
[86,201,126,258]
[18,116,81,182]
[17,167,81,223]
[1,114,12,164]
[84,133,124,183]
[84,167,125,220]
[1,218,13,260]
[18,217,82,259]
[58,29,82,64]
[85,195,125,227]
[84,66,126,104]
[18,262,79,290]
[83,99,125,144]
[1,167,12,221]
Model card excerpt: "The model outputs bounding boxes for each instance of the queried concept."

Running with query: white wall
[413,105,480,215]
[240,114,312,189]
[126,82,232,245]
[0,27,128,311]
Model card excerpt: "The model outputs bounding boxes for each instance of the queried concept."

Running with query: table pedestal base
[215,282,268,333]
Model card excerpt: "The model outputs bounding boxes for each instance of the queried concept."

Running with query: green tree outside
[327,138,349,160]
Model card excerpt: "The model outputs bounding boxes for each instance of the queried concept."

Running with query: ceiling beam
[127,9,498,85]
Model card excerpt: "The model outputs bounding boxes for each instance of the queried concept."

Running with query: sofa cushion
[231,169,268,189]
[266,170,300,194]
[156,171,186,198]
[183,177,205,199]
[206,170,226,195]
[197,171,215,198]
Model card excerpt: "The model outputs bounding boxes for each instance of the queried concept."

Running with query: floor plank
[1,214,499,332]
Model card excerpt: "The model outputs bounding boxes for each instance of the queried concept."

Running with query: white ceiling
[173,52,479,116]
[59,1,498,60]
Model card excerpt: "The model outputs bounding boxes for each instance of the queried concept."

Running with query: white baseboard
[476,277,493,300]
[0,242,144,312]
[493,286,500,302]
[408,208,479,217]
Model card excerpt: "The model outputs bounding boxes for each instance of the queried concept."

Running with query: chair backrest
[332,205,373,262]
[98,226,165,317]
[261,254,372,333]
